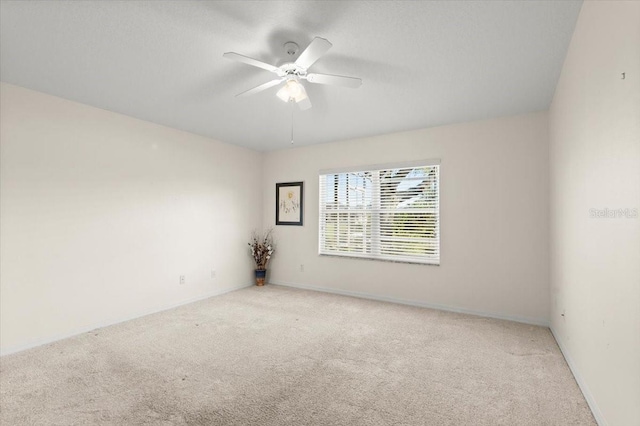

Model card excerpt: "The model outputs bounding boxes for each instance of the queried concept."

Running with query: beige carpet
[1,285,595,425]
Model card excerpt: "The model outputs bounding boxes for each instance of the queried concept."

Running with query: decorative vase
[255,269,266,286]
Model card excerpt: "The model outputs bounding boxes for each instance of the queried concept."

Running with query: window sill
[318,252,440,266]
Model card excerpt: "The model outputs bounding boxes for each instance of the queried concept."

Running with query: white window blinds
[319,161,440,265]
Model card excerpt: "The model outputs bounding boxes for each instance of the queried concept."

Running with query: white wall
[262,112,550,324]
[0,83,262,354]
[549,2,640,425]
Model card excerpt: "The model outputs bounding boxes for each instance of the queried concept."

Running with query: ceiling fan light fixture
[276,79,305,103]
[294,84,308,103]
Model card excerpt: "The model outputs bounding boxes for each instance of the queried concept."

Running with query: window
[319,160,440,265]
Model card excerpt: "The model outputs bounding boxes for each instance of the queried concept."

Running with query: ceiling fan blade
[236,79,284,97]
[295,37,332,69]
[223,52,278,73]
[297,97,312,111]
[306,73,362,88]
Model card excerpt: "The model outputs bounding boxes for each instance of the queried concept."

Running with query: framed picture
[276,181,304,226]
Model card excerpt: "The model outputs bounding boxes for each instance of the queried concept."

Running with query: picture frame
[276,181,304,226]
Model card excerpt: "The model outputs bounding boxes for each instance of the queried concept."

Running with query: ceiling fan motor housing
[277,62,306,78]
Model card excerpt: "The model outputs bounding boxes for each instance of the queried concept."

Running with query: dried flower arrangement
[248,229,274,270]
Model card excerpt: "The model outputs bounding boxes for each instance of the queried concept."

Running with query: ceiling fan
[223,37,362,110]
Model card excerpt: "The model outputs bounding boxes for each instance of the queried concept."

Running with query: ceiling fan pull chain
[290,100,294,144]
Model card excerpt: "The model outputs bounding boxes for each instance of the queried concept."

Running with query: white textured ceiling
[0,1,582,151]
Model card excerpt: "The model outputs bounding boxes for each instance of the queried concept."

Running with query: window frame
[318,159,440,266]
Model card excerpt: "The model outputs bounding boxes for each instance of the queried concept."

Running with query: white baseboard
[0,283,253,357]
[270,279,549,327]
[549,326,606,426]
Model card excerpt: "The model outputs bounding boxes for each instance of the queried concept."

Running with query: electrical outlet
[300,264,304,272]
[179,275,186,285]
[211,269,217,279]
